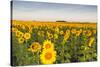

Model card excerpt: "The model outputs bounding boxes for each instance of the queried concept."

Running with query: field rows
[11,20,97,66]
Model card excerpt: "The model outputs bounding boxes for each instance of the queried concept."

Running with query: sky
[12,1,97,22]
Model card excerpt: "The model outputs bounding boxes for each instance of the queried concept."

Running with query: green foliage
[11,23,97,66]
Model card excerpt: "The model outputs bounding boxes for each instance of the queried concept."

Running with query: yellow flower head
[24,32,31,40]
[38,31,44,37]
[38,31,41,36]
[40,50,56,64]
[21,24,26,30]
[43,40,54,50]
[63,30,70,41]
[83,30,92,37]
[65,30,70,34]
[60,30,64,35]
[11,27,18,32]
[82,30,86,35]
[71,29,77,34]
[79,29,82,32]
[88,37,95,47]
[28,25,33,33]
[29,42,41,52]
[54,27,59,34]
[15,30,23,38]
[47,32,53,39]
[54,34,58,39]
[75,29,82,36]
[93,29,96,34]
[18,37,24,44]
[87,30,92,37]
[76,30,81,36]
[64,33,70,41]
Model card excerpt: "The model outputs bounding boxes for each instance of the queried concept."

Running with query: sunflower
[11,27,18,32]
[87,30,92,37]
[38,31,41,36]
[82,30,87,35]
[88,37,95,47]
[38,31,44,37]
[54,33,58,39]
[40,49,56,64]
[24,32,31,40]
[29,42,41,52]
[47,32,53,39]
[65,29,70,34]
[54,27,59,34]
[28,25,33,33]
[64,33,70,41]
[93,29,96,34]
[15,30,24,38]
[21,24,26,30]
[83,30,92,37]
[79,29,82,32]
[76,29,82,36]
[71,29,77,34]
[43,40,54,50]
[18,37,24,44]
[63,30,70,41]
[76,31,81,36]
[60,30,64,35]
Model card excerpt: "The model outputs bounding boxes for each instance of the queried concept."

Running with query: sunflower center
[45,44,51,49]
[20,39,23,41]
[50,34,52,37]
[17,32,20,35]
[45,52,52,60]
[26,34,29,37]
[32,44,38,49]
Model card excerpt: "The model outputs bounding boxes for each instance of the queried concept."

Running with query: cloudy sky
[12,1,97,22]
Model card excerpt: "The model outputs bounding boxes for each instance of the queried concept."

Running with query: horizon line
[11,20,97,23]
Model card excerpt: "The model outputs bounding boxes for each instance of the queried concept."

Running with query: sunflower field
[11,20,97,66]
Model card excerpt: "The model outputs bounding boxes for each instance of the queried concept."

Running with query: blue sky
[12,1,97,22]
